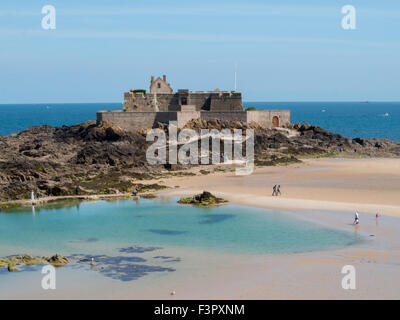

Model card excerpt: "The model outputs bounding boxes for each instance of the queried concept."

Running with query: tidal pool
[0,197,360,298]
[0,197,357,257]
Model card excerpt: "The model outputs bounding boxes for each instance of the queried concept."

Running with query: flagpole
[234,62,237,91]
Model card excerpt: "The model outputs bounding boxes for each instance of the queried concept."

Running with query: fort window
[157,83,161,88]
[181,97,188,105]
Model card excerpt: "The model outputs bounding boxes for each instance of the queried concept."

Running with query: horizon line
[1,100,400,106]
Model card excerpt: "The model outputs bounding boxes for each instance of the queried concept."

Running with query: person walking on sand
[272,185,277,196]
[30,190,35,203]
[36,189,40,199]
[277,185,281,196]
[354,211,360,225]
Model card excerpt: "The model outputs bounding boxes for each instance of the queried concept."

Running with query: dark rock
[0,120,399,201]
[44,254,69,266]
[178,191,227,207]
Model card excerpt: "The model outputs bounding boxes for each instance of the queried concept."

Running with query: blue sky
[0,0,399,103]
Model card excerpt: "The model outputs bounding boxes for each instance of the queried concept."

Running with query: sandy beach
[146,158,400,299]
[159,158,400,217]
[1,158,400,300]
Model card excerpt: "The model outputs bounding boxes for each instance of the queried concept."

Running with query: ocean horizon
[0,101,399,141]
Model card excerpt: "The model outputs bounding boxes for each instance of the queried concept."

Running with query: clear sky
[0,0,399,103]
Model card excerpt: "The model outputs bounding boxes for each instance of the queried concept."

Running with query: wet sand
[160,158,400,217]
[150,158,400,299]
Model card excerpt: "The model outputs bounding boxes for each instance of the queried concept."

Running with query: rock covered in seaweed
[178,191,227,207]
[44,254,70,267]
[0,253,69,271]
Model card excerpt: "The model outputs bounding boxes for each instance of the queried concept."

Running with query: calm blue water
[0,198,356,256]
[0,103,122,136]
[249,101,400,142]
[0,101,398,141]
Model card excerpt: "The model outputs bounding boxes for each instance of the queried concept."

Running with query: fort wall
[247,110,291,128]
[97,111,177,131]
[201,111,247,123]
[97,110,291,131]
[177,111,201,128]
[209,93,243,112]
[123,91,243,112]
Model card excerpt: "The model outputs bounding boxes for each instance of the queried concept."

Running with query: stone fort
[97,75,290,131]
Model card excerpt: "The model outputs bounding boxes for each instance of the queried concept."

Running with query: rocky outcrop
[44,254,70,267]
[0,122,156,201]
[0,254,69,271]
[0,120,399,201]
[183,119,400,158]
[178,191,228,207]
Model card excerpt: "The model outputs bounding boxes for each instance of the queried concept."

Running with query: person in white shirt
[354,211,359,225]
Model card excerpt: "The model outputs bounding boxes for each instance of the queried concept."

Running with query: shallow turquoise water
[0,198,356,256]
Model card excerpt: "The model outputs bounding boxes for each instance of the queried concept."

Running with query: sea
[0,101,399,141]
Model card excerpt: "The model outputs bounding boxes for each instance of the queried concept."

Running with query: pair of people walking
[30,190,40,201]
[272,185,281,196]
